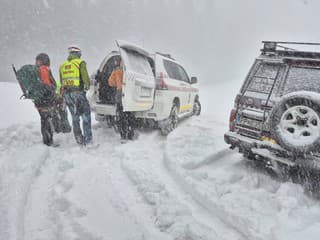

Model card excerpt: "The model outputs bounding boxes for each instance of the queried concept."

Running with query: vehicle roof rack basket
[261,41,320,59]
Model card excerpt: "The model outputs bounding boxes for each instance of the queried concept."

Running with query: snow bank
[0,82,38,129]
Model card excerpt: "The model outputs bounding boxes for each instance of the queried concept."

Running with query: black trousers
[51,100,71,134]
[37,108,53,146]
[117,104,135,140]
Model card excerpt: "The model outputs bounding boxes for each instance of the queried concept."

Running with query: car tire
[160,104,179,136]
[193,99,201,116]
[270,95,320,155]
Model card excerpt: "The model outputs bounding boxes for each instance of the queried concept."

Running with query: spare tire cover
[270,92,320,155]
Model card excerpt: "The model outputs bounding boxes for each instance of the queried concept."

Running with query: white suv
[88,40,201,135]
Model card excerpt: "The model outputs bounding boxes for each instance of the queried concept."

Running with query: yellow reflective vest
[59,59,83,88]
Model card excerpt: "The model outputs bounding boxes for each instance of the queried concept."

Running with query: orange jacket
[39,65,55,89]
[108,68,123,90]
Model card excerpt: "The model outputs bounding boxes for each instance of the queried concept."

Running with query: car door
[162,59,189,112]
[176,64,193,113]
[116,40,156,112]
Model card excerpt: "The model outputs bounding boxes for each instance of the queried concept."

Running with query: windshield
[283,66,320,94]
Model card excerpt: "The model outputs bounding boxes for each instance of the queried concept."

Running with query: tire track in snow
[27,146,104,240]
[19,123,168,240]
[163,148,248,240]
[26,125,153,240]
[163,117,263,239]
[0,144,50,240]
[23,147,86,240]
[101,150,164,240]
[164,117,320,240]
[117,131,242,240]
[0,124,43,240]
[163,116,253,239]
[182,148,233,170]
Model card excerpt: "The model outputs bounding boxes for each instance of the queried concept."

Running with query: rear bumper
[224,131,279,151]
[224,131,298,167]
[91,102,117,116]
[224,131,320,169]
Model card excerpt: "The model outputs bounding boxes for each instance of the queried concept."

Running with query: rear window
[283,66,320,94]
[122,49,154,76]
[245,63,280,95]
[163,60,190,83]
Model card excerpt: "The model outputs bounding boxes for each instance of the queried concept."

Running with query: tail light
[158,72,168,90]
[229,108,237,132]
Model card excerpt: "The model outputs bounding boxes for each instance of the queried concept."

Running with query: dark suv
[225,41,320,171]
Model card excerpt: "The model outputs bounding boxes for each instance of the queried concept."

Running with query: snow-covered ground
[1,82,320,240]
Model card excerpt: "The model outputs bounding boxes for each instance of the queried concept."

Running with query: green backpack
[14,64,54,101]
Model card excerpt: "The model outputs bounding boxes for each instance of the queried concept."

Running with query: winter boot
[75,134,84,145]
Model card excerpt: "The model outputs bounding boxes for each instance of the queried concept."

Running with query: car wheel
[160,104,179,136]
[270,95,320,155]
[193,99,201,116]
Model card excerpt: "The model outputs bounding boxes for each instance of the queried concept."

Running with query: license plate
[140,87,151,97]
[240,117,262,129]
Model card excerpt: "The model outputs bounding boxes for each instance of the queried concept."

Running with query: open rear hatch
[116,40,156,112]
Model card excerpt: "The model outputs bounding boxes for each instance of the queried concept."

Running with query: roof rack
[156,52,175,60]
[261,41,320,59]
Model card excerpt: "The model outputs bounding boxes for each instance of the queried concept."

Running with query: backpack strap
[48,68,57,89]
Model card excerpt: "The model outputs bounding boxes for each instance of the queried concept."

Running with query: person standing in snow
[34,53,57,146]
[59,45,93,145]
[107,59,136,142]
[51,76,72,134]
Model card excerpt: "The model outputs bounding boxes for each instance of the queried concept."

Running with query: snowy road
[0,119,241,240]
[1,82,320,240]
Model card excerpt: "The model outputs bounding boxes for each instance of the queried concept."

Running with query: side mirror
[191,77,198,84]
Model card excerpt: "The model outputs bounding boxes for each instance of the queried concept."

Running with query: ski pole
[12,64,17,76]
[12,64,26,99]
